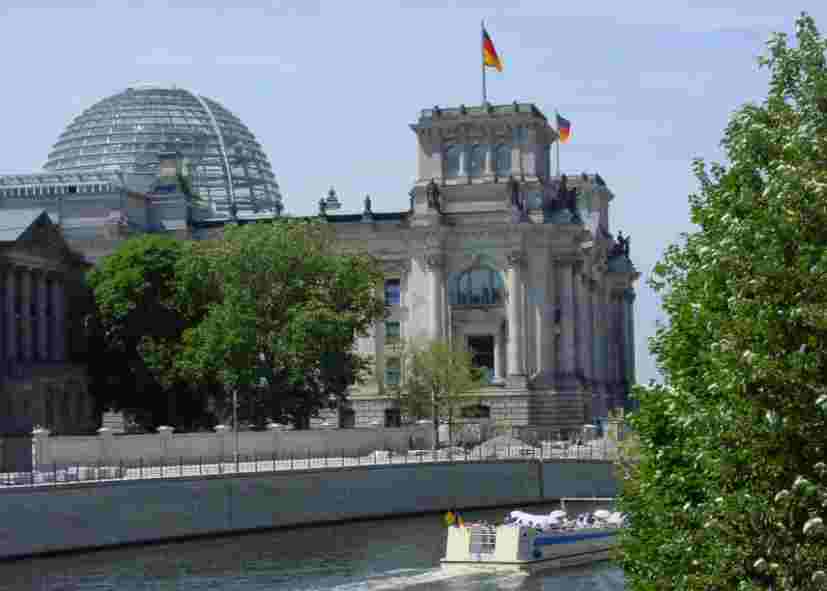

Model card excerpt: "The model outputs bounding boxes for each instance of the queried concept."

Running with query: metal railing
[1,438,618,489]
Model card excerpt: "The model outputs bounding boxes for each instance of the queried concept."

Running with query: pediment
[5,214,79,266]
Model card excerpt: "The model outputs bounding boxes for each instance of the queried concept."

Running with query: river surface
[2,503,625,591]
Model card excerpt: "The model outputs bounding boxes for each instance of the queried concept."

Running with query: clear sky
[2,1,826,386]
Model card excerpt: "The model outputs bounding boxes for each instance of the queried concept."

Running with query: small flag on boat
[456,513,465,527]
[444,511,456,526]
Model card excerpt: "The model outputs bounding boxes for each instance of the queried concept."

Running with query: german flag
[556,113,571,143]
[482,27,503,72]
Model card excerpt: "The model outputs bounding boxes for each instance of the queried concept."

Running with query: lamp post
[233,387,239,472]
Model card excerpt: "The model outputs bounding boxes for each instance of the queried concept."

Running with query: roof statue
[611,231,631,258]
[363,194,372,214]
[426,178,442,213]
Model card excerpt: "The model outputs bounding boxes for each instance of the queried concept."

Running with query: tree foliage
[619,14,827,590]
[85,235,212,428]
[87,220,386,430]
[390,338,484,448]
[171,219,385,428]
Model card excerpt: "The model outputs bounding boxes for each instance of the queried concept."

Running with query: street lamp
[233,387,239,472]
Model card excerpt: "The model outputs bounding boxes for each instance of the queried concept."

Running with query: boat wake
[324,566,528,590]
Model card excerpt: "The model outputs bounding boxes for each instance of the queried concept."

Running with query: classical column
[591,282,601,391]
[557,259,576,378]
[506,252,525,378]
[51,277,66,362]
[426,254,444,340]
[5,267,17,361]
[624,288,637,390]
[540,257,556,376]
[575,268,590,384]
[20,268,33,362]
[0,265,6,363]
[606,292,618,412]
[529,246,551,376]
[493,330,503,381]
[37,272,49,361]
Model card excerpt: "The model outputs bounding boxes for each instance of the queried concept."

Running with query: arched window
[445,145,461,178]
[469,144,485,177]
[494,144,511,175]
[450,266,505,306]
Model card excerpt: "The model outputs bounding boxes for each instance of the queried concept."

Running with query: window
[384,279,400,306]
[385,357,401,387]
[450,267,505,306]
[544,144,552,177]
[469,144,485,177]
[385,321,401,343]
[445,144,461,178]
[494,144,511,175]
[384,408,402,428]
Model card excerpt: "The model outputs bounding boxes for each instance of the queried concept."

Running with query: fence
[2,430,618,488]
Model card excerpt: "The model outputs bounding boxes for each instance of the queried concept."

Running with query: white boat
[440,508,623,573]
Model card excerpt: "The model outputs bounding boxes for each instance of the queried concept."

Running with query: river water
[2,503,625,591]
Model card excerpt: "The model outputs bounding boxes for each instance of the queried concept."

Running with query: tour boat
[440,508,622,573]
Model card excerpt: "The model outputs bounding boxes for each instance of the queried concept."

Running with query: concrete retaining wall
[0,459,617,561]
[35,425,432,469]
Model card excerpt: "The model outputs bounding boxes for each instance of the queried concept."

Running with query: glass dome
[43,83,282,216]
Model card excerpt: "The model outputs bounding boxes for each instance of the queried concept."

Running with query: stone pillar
[268,422,285,459]
[506,252,525,379]
[557,260,577,378]
[158,425,174,465]
[5,267,16,362]
[32,427,52,472]
[214,424,231,464]
[98,426,114,465]
[37,272,49,361]
[426,254,443,340]
[20,269,33,362]
[51,278,65,361]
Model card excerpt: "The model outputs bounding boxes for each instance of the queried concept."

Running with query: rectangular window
[385,321,401,343]
[385,357,401,387]
[384,279,401,306]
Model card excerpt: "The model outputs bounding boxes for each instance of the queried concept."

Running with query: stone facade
[0,210,95,435]
[325,103,639,431]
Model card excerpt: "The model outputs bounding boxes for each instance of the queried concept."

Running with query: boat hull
[440,525,617,573]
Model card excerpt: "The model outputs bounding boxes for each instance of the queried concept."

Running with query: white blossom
[794,476,811,491]
[754,558,768,572]
[774,489,791,503]
[803,516,824,536]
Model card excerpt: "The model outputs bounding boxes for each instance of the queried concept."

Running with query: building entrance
[467,335,494,383]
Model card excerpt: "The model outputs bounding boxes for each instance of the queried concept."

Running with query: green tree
[85,234,213,429]
[391,338,484,450]
[172,219,386,429]
[620,14,827,590]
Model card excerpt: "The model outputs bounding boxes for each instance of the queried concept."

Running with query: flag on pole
[556,113,572,143]
[482,27,503,72]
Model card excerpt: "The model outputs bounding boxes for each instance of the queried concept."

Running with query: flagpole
[555,111,561,177]
[481,20,487,104]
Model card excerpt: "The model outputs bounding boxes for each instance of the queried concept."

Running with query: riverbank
[0,458,617,561]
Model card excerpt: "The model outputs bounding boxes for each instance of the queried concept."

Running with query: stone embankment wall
[32,425,433,470]
[0,459,616,561]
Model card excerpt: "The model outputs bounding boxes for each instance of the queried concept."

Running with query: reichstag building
[0,85,638,435]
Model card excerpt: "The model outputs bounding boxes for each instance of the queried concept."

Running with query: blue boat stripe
[533,531,617,546]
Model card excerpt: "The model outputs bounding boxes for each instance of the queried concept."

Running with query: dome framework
[43,84,281,216]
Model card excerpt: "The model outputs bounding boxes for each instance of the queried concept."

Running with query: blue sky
[2,1,826,385]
